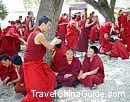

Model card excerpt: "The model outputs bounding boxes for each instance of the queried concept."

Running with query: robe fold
[56,57,81,87]
[126,20,130,52]
[80,55,105,87]
[110,40,129,59]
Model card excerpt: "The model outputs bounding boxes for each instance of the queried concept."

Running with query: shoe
[90,84,97,90]
[54,84,62,90]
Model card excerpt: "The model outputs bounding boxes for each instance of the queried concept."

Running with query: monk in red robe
[22,16,61,102]
[23,11,34,40]
[109,38,129,59]
[0,21,26,57]
[55,48,81,89]
[51,42,67,72]
[0,55,18,86]
[99,33,112,54]
[76,15,88,53]
[89,16,99,43]
[66,15,79,50]
[11,55,26,95]
[78,46,105,90]
[56,13,68,42]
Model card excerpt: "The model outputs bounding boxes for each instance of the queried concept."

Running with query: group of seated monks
[0,45,105,96]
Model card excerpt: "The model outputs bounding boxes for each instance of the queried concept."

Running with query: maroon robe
[0,25,21,57]
[99,38,112,54]
[76,20,88,52]
[56,57,81,87]
[51,43,67,72]
[56,17,68,42]
[126,20,130,52]
[80,55,105,87]
[66,20,79,49]
[110,40,129,59]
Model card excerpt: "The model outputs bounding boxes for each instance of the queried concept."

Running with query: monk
[99,33,112,54]
[11,55,26,95]
[0,21,26,57]
[78,46,105,90]
[23,11,34,40]
[56,13,68,42]
[22,16,61,102]
[0,55,18,86]
[51,42,67,72]
[89,16,99,43]
[56,48,81,89]
[66,15,79,50]
[76,14,88,53]
[109,38,129,59]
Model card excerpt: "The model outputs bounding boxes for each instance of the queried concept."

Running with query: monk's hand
[120,28,124,32]
[55,72,58,76]
[64,74,72,78]
[81,73,87,79]
[51,37,61,45]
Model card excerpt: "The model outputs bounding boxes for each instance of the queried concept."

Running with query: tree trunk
[36,0,64,63]
[84,0,116,23]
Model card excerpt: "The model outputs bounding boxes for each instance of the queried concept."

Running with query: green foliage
[0,0,8,20]
[23,0,40,10]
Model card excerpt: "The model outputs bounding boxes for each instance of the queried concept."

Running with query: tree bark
[84,0,116,23]
[36,0,64,63]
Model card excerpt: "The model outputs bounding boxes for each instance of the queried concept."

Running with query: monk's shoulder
[95,55,103,62]
[74,57,81,64]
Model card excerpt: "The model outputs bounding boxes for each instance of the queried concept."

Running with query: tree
[84,0,116,22]
[0,0,8,20]
[37,0,64,63]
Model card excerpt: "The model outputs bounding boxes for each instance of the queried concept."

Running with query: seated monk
[109,38,129,59]
[78,46,105,90]
[55,48,81,89]
[0,55,18,86]
[99,33,112,54]
[11,55,26,95]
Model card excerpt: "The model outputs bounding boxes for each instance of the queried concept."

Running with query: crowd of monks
[0,9,130,101]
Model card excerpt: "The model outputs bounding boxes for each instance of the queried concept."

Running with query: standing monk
[78,46,105,90]
[66,15,79,50]
[22,16,61,102]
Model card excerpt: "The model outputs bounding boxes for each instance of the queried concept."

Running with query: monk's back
[24,28,46,62]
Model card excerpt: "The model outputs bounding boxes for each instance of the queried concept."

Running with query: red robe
[126,20,130,52]
[15,65,26,95]
[56,57,81,87]
[0,25,21,57]
[110,40,129,59]
[99,38,112,54]
[80,55,105,87]
[99,22,111,43]
[56,17,68,41]
[66,21,79,49]
[0,62,17,82]
[89,23,98,42]
[22,28,55,102]
[76,20,88,52]
[51,43,67,72]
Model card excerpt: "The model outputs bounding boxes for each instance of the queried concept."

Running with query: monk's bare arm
[84,67,99,76]
[85,19,95,28]
[28,21,33,30]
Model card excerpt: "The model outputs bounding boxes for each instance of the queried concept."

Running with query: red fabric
[0,25,21,57]
[110,40,129,59]
[66,21,79,49]
[99,38,112,54]
[76,20,88,52]
[80,55,105,87]
[126,20,130,52]
[56,17,68,41]
[51,43,67,72]
[21,61,55,102]
[56,57,81,87]
[120,14,128,28]
[99,22,111,43]
[24,28,46,62]
[89,23,98,42]
[15,65,26,95]
[0,62,17,82]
